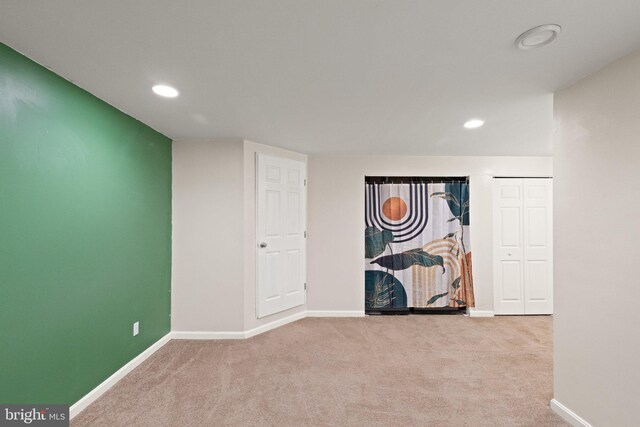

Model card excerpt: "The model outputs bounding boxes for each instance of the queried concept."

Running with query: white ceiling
[2,1,640,155]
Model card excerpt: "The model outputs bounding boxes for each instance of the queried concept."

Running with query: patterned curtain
[364,180,474,310]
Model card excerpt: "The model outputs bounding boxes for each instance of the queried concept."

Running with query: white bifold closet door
[493,178,553,315]
[256,154,306,318]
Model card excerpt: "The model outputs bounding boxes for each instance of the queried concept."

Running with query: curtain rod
[493,176,553,179]
[365,176,469,184]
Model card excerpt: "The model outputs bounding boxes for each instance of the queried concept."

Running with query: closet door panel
[493,179,525,314]
[523,179,553,314]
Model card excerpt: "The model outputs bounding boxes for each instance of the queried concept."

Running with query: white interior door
[493,178,553,315]
[256,154,306,318]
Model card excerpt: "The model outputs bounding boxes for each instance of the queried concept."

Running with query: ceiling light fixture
[516,24,562,50]
[464,119,484,129]
[152,84,179,98]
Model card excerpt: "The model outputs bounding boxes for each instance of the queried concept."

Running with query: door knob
[259,242,268,248]
[508,252,512,256]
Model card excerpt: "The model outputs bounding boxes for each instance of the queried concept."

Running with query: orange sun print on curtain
[381,197,407,221]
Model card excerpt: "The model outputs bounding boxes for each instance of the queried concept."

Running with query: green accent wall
[0,43,172,404]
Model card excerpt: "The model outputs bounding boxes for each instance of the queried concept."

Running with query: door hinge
[304,230,307,238]
[304,282,307,291]
[304,179,307,186]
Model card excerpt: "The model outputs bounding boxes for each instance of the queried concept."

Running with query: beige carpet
[72,315,566,426]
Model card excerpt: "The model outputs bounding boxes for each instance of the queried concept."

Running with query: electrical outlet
[133,321,139,336]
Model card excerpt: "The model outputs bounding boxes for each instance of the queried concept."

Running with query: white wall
[553,49,640,426]
[172,139,307,334]
[243,140,308,331]
[306,155,552,313]
[172,139,245,332]
[172,143,553,329]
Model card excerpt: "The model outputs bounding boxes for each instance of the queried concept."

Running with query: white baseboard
[306,310,365,317]
[550,399,593,427]
[170,331,245,339]
[466,309,495,317]
[172,310,307,340]
[244,311,307,338]
[70,333,171,419]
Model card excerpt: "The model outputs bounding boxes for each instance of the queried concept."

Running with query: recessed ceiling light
[152,84,179,98]
[516,24,562,50]
[464,119,484,129]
